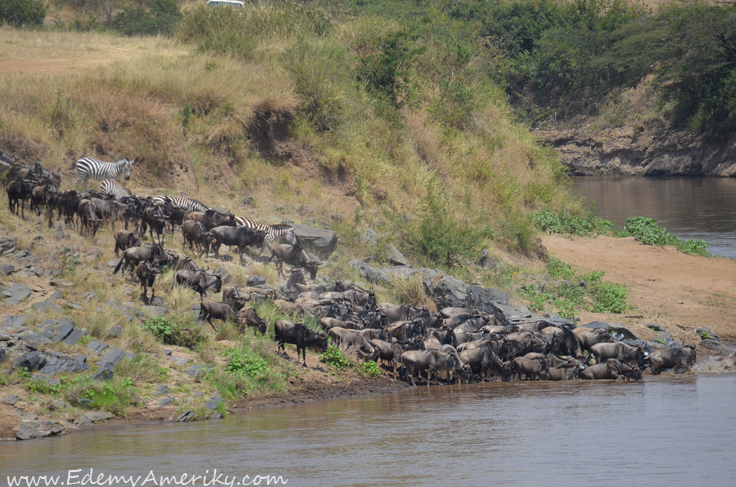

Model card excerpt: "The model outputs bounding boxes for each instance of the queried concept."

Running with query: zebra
[152,194,209,214]
[72,157,134,190]
[100,179,133,200]
[234,216,296,248]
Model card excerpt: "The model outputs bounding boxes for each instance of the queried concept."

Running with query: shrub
[112,0,182,37]
[141,316,206,350]
[623,216,709,256]
[532,208,612,236]
[320,344,350,370]
[223,347,270,380]
[354,360,382,377]
[0,0,45,27]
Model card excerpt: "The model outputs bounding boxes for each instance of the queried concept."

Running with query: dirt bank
[542,235,736,343]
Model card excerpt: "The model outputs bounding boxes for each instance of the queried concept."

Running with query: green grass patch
[531,208,612,236]
[622,216,709,256]
[522,258,629,319]
[142,316,206,350]
[320,344,350,371]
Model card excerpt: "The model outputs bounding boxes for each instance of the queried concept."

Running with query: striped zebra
[73,157,134,190]
[100,179,133,200]
[153,194,209,214]
[235,216,296,248]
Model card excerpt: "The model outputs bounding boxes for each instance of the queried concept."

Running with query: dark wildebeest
[77,199,104,237]
[542,363,583,381]
[57,190,82,227]
[273,320,328,366]
[202,208,235,231]
[140,207,167,245]
[135,261,161,302]
[573,327,615,353]
[379,303,431,325]
[270,244,321,280]
[327,327,377,361]
[114,230,141,256]
[388,319,427,344]
[172,269,222,298]
[370,339,403,378]
[114,244,176,277]
[647,346,696,375]
[238,307,268,335]
[6,178,34,219]
[181,220,213,257]
[400,350,468,387]
[581,358,642,380]
[459,346,507,381]
[590,342,645,366]
[510,356,549,381]
[210,225,266,265]
[223,286,249,311]
[199,299,236,332]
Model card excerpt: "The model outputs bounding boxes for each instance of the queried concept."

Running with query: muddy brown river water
[2,375,736,486]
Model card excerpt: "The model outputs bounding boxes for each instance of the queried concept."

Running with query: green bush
[0,0,46,27]
[142,316,205,349]
[112,0,182,37]
[354,360,382,377]
[223,347,270,379]
[532,208,612,236]
[623,216,709,256]
[320,344,350,370]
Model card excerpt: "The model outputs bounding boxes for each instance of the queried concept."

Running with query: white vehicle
[206,0,244,8]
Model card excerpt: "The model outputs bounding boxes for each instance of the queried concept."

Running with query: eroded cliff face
[536,126,736,177]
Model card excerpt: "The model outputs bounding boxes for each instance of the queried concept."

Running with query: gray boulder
[247,275,267,287]
[62,329,83,345]
[101,348,125,365]
[696,326,720,342]
[386,244,410,267]
[424,274,467,309]
[293,224,338,258]
[698,339,736,355]
[13,352,47,371]
[2,284,31,305]
[1,314,26,328]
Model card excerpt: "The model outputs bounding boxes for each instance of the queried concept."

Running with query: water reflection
[1,376,735,486]
[572,177,736,257]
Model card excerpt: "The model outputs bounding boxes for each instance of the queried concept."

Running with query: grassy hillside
[0,0,578,267]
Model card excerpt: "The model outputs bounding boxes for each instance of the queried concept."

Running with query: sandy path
[542,235,736,343]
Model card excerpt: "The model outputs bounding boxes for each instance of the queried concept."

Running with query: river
[2,375,736,486]
[572,176,736,258]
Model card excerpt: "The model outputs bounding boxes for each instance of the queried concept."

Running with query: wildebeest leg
[207,317,217,333]
[299,345,307,367]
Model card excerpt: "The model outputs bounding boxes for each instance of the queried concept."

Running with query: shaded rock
[0,264,15,275]
[101,348,125,365]
[1,314,26,328]
[143,306,167,318]
[153,385,168,395]
[169,356,190,366]
[3,394,21,405]
[696,326,720,341]
[2,284,31,305]
[298,204,314,216]
[108,324,123,338]
[246,276,266,287]
[582,321,611,331]
[387,244,410,266]
[647,323,665,332]
[214,267,232,284]
[16,422,42,440]
[107,260,119,268]
[424,274,467,309]
[52,319,76,343]
[0,349,6,362]
[209,411,222,420]
[656,330,673,342]
[31,374,60,385]
[21,333,52,346]
[77,411,112,424]
[158,397,174,406]
[33,301,61,313]
[293,224,338,258]
[698,339,736,355]
[187,364,211,377]
[331,213,343,223]
[77,398,93,409]
[13,352,47,371]
[149,297,165,307]
[47,290,63,303]
[205,398,222,410]
[361,228,378,245]
[62,328,83,346]
[90,362,114,381]
[87,340,109,355]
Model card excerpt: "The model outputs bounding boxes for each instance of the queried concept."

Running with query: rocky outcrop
[536,126,736,177]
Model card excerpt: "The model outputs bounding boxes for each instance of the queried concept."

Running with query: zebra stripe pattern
[73,157,134,188]
[234,216,296,246]
[100,179,133,199]
[153,195,209,214]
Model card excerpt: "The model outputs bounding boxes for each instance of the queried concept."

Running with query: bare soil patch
[542,235,736,343]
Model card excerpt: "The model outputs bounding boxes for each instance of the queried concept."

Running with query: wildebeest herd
[2,155,698,386]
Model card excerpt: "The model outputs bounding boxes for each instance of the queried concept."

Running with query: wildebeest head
[304,260,319,280]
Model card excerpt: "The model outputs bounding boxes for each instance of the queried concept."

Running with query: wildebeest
[238,307,268,335]
[400,350,467,387]
[172,269,222,298]
[114,230,141,256]
[459,346,507,381]
[199,299,236,332]
[135,261,161,302]
[581,358,642,380]
[542,363,583,381]
[590,342,645,366]
[270,244,321,280]
[327,327,377,360]
[114,244,176,277]
[572,327,615,352]
[181,220,213,257]
[388,319,427,344]
[511,356,549,381]
[223,286,249,311]
[140,207,167,245]
[370,339,403,378]
[273,319,328,366]
[380,303,431,325]
[647,346,696,374]
[210,225,266,264]
[6,178,34,219]
[202,208,235,230]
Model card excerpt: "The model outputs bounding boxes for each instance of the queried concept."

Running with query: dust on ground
[542,235,736,343]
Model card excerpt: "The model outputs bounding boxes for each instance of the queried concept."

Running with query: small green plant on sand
[320,345,350,370]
